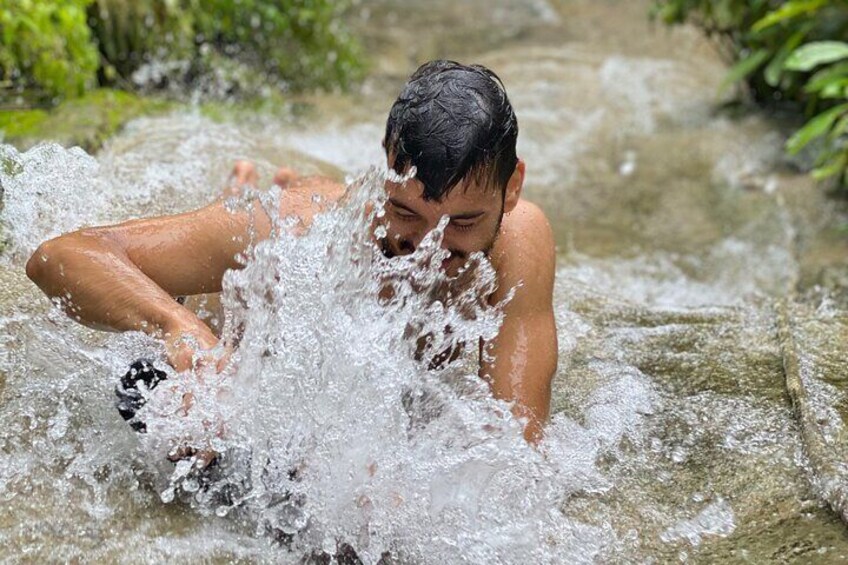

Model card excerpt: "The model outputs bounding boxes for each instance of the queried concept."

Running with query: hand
[163,319,221,374]
[162,320,230,467]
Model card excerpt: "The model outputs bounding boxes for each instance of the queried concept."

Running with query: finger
[165,340,195,373]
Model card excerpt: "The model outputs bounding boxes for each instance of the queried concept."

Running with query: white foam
[660,498,736,546]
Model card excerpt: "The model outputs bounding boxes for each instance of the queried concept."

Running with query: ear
[503,158,525,214]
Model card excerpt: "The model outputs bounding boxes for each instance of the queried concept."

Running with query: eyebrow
[387,198,485,221]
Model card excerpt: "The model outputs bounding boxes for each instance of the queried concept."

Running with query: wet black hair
[383,60,519,201]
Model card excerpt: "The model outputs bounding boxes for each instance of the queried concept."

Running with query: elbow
[26,229,111,291]
[26,238,59,289]
[27,235,76,293]
[26,228,122,290]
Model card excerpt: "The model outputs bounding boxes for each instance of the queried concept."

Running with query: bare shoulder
[288,175,346,200]
[278,175,346,226]
[490,199,556,304]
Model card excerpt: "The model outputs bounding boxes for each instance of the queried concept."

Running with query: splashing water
[7,0,848,560]
[1,145,628,562]
[137,168,614,562]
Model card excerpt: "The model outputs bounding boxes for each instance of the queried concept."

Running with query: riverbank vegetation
[653,0,848,191]
[0,0,363,151]
[0,0,363,107]
[0,89,172,151]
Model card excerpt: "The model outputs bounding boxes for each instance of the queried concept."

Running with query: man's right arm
[26,197,272,369]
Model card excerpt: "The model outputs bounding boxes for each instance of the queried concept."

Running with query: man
[25,60,557,443]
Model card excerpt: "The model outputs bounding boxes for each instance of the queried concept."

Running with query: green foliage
[189,0,364,91]
[88,0,363,93]
[87,0,194,83]
[0,0,100,101]
[0,0,362,105]
[0,107,48,138]
[653,0,848,189]
[720,48,769,94]
[784,40,848,71]
[0,88,172,151]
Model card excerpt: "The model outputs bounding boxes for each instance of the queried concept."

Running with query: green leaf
[787,103,848,154]
[719,49,770,95]
[832,115,848,139]
[805,62,848,93]
[785,41,848,72]
[752,0,826,32]
[812,152,847,180]
[819,78,848,99]
[765,29,808,87]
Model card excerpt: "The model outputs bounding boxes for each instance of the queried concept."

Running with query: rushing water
[3,0,848,562]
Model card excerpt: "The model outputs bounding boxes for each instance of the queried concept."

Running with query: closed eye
[449,211,485,230]
[452,221,476,231]
[394,209,417,220]
[387,200,419,221]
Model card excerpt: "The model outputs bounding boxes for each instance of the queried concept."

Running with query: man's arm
[480,202,558,443]
[26,188,273,370]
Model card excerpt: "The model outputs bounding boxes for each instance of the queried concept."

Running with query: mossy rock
[0,110,50,140]
[0,89,173,154]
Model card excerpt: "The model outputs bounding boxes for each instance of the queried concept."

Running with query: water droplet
[160,488,175,503]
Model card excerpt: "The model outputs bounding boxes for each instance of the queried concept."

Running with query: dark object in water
[115,359,168,432]
[115,358,225,470]
[115,359,238,501]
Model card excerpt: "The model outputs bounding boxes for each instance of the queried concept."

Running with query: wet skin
[25,159,557,443]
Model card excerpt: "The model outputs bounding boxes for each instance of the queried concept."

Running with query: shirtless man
[25,60,557,443]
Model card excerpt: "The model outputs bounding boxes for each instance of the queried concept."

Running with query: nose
[393,219,452,255]
[397,223,432,254]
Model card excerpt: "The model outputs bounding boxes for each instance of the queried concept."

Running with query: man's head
[381,60,524,274]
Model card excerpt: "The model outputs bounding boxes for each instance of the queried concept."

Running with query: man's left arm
[480,204,558,443]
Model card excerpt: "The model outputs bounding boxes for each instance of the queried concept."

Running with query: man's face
[379,176,504,276]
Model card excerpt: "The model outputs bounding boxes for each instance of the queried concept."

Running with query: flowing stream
[3,0,848,562]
